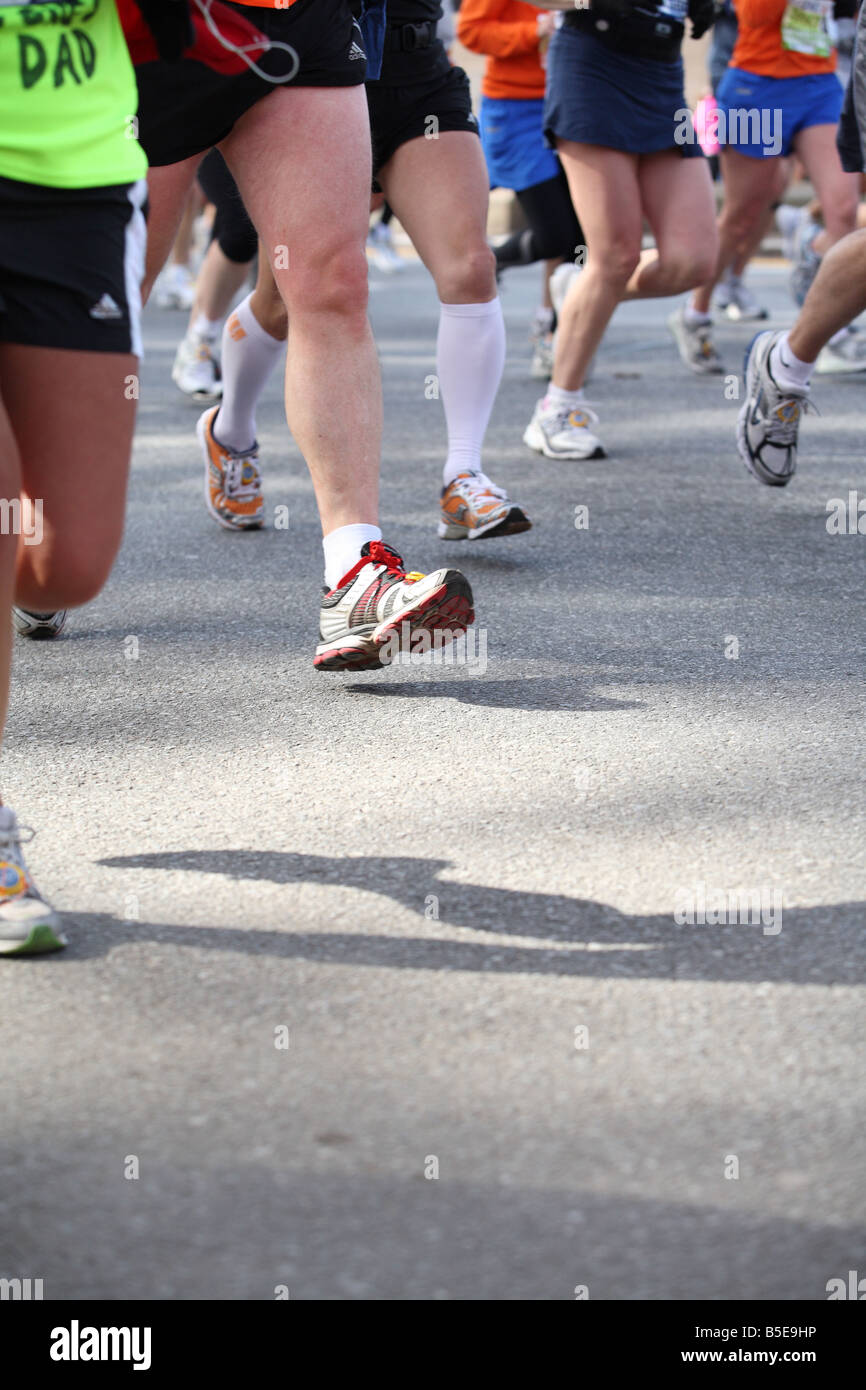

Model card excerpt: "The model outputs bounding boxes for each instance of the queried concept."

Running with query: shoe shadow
[342,678,643,713]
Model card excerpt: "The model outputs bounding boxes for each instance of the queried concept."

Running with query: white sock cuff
[229,292,285,348]
[438,298,502,319]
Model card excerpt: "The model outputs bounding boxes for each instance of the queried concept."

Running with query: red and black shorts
[125,0,367,168]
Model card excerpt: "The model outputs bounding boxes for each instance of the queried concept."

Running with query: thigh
[717,146,777,217]
[556,142,643,256]
[220,84,372,274]
[378,131,490,279]
[795,123,859,216]
[639,150,716,257]
[0,345,136,554]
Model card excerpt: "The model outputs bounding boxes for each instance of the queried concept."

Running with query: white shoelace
[223,454,261,500]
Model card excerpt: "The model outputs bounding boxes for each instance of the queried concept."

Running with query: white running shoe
[367,222,404,273]
[737,330,815,487]
[549,261,581,319]
[814,327,866,375]
[523,398,605,460]
[668,305,724,375]
[714,274,768,322]
[790,218,822,308]
[530,331,554,380]
[12,607,68,639]
[0,807,66,955]
[172,333,222,400]
[775,203,805,262]
[154,263,197,311]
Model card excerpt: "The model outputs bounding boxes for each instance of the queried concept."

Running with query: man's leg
[141,157,204,304]
[220,85,381,540]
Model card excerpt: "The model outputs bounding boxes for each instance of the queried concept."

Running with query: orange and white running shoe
[315,540,474,672]
[438,471,531,542]
[197,406,264,530]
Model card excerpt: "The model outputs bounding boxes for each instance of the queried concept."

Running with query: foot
[737,330,814,487]
[12,608,68,639]
[668,305,724,375]
[172,333,222,400]
[523,398,605,460]
[155,263,196,311]
[198,406,264,531]
[714,275,768,323]
[0,807,66,956]
[315,539,474,672]
[366,223,403,273]
[530,330,554,380]
[814,326,866,375]
[438,471,531,541]
[790,218,822,308]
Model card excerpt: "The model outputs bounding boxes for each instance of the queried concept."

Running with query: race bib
[781,0,833,58]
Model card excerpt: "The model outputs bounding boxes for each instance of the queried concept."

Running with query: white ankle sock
[771,333,814,389]
[213,293,285,452]
[543,382,584,413]
[684,302,712,328]
[192,313,222,342]
[437,299,506,486]
[323,523,382,591]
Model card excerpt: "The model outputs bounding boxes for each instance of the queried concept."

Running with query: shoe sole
[314,573,475,672]
[736,333,793,489]
[13,616,68,640]
[197,409,265,532]
[438,508,532,541]
[523,421,606,460]
[0,922,68,955]
[173,372,223,402]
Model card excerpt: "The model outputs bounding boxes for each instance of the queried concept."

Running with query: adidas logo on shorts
[348,41,365,60]
[89,293,123,321]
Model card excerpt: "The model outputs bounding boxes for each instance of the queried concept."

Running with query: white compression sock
[437,299,506,486]
[770,332,814,389]
[322,523,382,592]
[213,293,285,452]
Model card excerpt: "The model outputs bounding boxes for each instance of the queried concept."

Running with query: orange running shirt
[731,1,837,78]
[457,0,546,100]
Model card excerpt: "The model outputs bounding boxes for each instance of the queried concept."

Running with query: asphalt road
[2,256,864,1300]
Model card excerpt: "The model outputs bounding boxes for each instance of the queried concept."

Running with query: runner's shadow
[93,849,864,984]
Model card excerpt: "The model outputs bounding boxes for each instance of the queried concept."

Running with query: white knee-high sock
[214,292,285,452]
[436,298,506,486]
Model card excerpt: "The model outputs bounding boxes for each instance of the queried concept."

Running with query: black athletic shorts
[133,0,367,168]
[197,150,258,264]
[366,60,478,186]
[0,176,147,355]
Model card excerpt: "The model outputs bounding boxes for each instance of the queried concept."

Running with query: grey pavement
[2,258,864,1300]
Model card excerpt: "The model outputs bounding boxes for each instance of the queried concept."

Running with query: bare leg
[788,228,866,362]
[691,149,778,315]
[622,151,717,299]
[221,85,381,533]
[141,156,203,303]
[185,239,253,333]
[550,143,643,391]
[795,123,859,255]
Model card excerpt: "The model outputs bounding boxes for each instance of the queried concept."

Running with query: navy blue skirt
[544,25,702,159]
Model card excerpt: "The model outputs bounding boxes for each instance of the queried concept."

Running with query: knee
[826,194,858,236]
[663,247,717,293]
[436,243,497,304]
[20,537,120,610]
[592,242,642,288]
[281,239,369,320]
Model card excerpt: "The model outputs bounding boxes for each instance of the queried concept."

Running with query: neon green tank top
[0,0,146,188]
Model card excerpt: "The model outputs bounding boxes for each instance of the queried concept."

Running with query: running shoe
[814,326,866,375]
[549,261,581,319]
[12,608,68,639]
[315,539,474,672]
[523,398,605,460]
[668,305,724,375]
[775,203,805,262]
[0,807,66,956]
[154,263,196,311]
[197,406,264,530]
[530,331,554,380]
[714,273,768,322]
[790,218,822,307]
[172,333,222,400]
[737,330,814,487]
[367,222,404,273]
[439,471,531,541]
